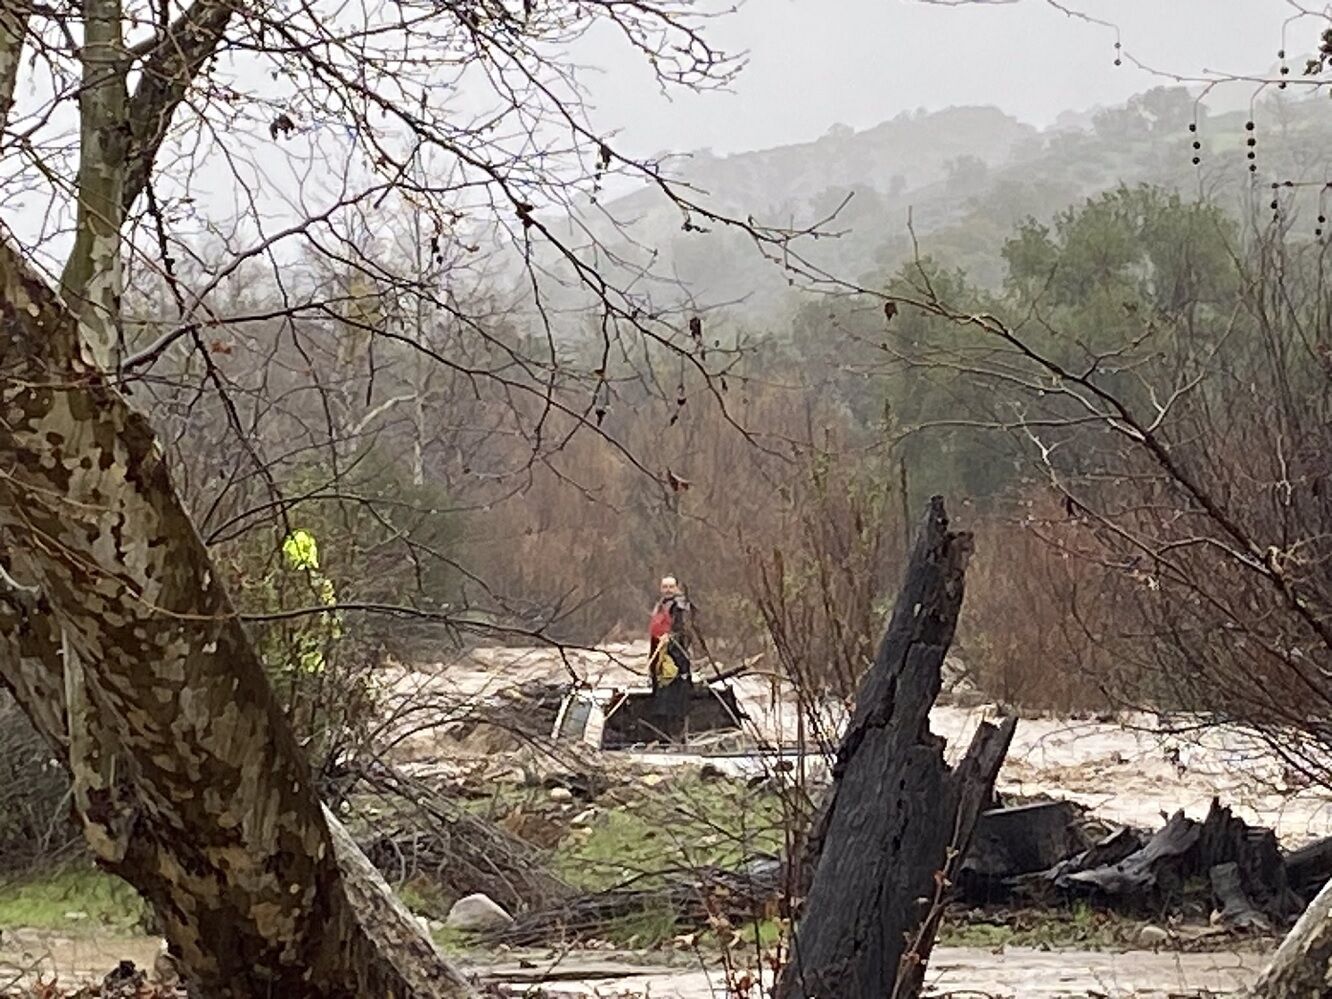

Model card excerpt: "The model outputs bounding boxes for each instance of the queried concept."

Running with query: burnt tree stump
[1054,800,1301,926]
[775,497,1017,999]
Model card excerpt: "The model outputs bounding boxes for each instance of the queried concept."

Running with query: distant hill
[516,88,1332,324]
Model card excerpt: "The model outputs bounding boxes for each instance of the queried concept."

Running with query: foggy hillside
[528,87,1332,320]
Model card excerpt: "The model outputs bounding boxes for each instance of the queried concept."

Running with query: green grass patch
[394,879,472,954]
[0,864,146,932]
[395,878,445,918]
[429,923,471,954]
[725,916,782,949]
[940,902,1132,951]
[552,775,789,892]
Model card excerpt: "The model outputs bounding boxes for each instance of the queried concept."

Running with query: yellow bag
[652,636,678,686]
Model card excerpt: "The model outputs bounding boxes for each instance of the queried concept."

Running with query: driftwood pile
[964,796,1331,932]
[347,764,574,914]
[472,796,1332,950]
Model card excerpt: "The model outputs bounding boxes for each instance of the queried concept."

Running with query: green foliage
[221,441,460,762]
[0,866,145,931]
[991,184,1245,472]
[1003,184,1238,319]
[781,185,1246,513]
[787,255,1022,504]
[267,443,460,614]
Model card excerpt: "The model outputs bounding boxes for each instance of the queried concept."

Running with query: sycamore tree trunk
[0,239,473,997]
[1250,877,1332,998]
[0,3,24,132]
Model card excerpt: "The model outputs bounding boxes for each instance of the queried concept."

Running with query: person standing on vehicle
[648,575,694,694]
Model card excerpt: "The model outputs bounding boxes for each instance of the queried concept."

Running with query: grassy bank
[0,865,146,932]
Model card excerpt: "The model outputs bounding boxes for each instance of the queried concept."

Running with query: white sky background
[573,0,1300,155]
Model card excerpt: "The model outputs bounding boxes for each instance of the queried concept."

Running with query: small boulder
[446,893,514,933]
[571,807,597,826]
[1137,924,1170,948]
[548,786,573,802]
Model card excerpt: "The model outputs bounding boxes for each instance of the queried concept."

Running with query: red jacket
[649,601,673,644]
[649,594,691,646]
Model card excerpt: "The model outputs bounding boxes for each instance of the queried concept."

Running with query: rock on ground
[446,893,515,932]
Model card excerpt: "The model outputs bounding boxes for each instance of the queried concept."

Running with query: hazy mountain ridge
[532,90,1332,321]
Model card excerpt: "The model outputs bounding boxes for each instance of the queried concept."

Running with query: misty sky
[2,0,1305,273]
[577,1,1300,156]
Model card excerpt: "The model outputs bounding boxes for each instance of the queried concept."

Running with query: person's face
[660,578,679,599]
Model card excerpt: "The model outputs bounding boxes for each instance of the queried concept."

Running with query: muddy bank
[481,947,1264,997]
[0,932,1269,998]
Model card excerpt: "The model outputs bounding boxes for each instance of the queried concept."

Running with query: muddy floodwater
[1,930,1267,997]
[390,642,1332,846]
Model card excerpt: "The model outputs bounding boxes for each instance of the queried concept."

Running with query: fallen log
[1007,825,1146,902]
[959,800,1090,902]
[482,861,785,947]
[1285,834,1332,901]
[775,498,1017,999]
[1061,808,1201,899]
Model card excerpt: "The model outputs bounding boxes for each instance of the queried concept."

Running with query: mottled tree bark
[60,0,129,356]
[776,497,1016,999]
[0,238,473,997]
[1250,878,1332,998]
[0,573,70,760]
[0,2,25,135]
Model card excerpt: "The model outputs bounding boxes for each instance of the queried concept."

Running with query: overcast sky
[576,0,1299,156]
[3,0,1303,273]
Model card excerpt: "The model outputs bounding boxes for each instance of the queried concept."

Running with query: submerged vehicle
[551,680,747,749]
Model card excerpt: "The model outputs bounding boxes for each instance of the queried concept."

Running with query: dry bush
[0,696,76,874]
[921,226,1332,786]
[1073,368,1332,777]
[463,366,865,652]
[748,439,899,703]
[958,496,1124,713]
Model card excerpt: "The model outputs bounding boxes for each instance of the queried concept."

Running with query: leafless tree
[0,1,824,994]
